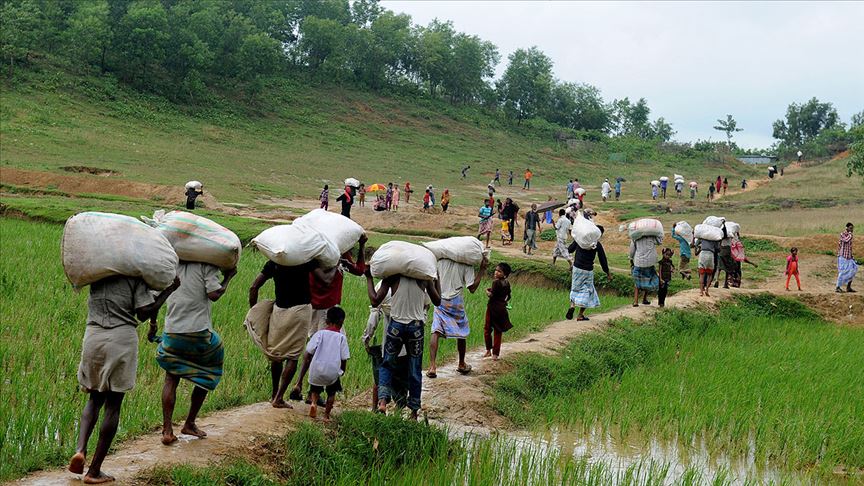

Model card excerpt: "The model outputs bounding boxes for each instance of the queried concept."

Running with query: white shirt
[555,217,571,242]
[165,262,222,334]
[437,259,475,300]
[306,329,350,386]
[390,277,430,323]
[601,182,611,195]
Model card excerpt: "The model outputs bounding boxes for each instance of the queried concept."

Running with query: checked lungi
[570,267,600,308]
[431,295,470,339]
[631,266,659,291]
[157,330,224,391]
[837,257,859,287]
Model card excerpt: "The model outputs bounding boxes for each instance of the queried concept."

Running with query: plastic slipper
[426,371,437,378]
[457,365,472,375]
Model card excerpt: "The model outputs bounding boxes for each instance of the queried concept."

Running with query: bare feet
[409,410,419,421]
[376,400,387,414]
[83,472,115,484]
[482,351,492,358]
[271,399,292,409]
[181,423,207,438]
[322,413,332,422]
[161,431,178,445]
[68,452,85,474]
[492,355,500,361]
[309,404,317,419]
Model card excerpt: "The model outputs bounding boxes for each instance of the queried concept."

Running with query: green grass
[493,295,864,479]
[1,64,758,207]
[0,216,633,481]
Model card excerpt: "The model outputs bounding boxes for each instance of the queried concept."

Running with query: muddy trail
[19,280,862,485]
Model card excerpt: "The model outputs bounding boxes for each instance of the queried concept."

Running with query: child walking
[501,220,512,246]
[785,247,801,291]
[320,184,329,210]
[483,263,513,360]
[658,248,676,307]
[295,307,349,420]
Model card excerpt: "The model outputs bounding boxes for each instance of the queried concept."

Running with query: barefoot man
[365,268,441,420]
[70,276,179,483]
[427,254,488,378]
[249,260,317,408]
[151,262,236,445]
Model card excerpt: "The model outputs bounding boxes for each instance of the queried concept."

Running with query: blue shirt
[479,206,492,221]
[615,181,621,192]
[671,228,692,258]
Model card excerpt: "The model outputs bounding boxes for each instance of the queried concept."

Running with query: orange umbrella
[366,183,387,192]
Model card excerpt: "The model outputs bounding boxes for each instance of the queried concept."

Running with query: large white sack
[694,224,724,241]
[674,221,693,240]
[370,241,438,280]
[574,187,586,196]
[659,176,669,182]
[674,178,685,184]
[62,212,178,290]
[703,216,725,228]
[628,218,664,240]
[725,221,740,236]
[185,180,202,190]
[294,208,364,255]
[251,224,340,268]
[651,180,660,186]
[689,181,698,188]
[422,236,484,265]
[142,210,240,269]
[571,211,602,250]
[673,174,683,181]
[344,177,360,188]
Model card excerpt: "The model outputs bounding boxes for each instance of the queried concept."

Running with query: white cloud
[383,1,864,149]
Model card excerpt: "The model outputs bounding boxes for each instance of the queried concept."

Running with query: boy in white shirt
[298,307,350,420]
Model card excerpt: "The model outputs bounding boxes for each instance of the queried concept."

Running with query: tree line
[0,0,674,141]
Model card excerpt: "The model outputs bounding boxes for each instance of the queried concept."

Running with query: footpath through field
[18,288,725,485]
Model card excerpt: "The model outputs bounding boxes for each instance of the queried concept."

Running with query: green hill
[1,64,759,205]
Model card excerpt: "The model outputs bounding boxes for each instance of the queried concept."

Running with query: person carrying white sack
[566,224,611,321]
[365,252,441,420]
[427,253,488,378]
[601,179,611,202]
[630,231,662,307]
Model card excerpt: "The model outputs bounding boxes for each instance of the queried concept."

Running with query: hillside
[0,65,759,205]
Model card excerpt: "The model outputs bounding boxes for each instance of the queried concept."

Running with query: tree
[443,33,498,104]
[113,1,171,89]
[0,0,45,76]
[497,46,553,123]
[713,114,742,146]
[414,19,455,96]
[649,117,675,142]
[351,0,382,27]
[65,0,112,72]
[851,110,864,129]
[610,97,650,138]
[547,81,610,132]
[772,97,840,146]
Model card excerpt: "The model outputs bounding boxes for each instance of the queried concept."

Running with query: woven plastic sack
[185,180,202,190]
[725,221,740,236]
[142,210,240,269]
[651,180,660,186]
[370,241,437,280]
[62,212,178,290]
[703,216,725,228]
[294,208,364,255]
[694,224,724,241]
[659,176,669,182]
[574,187,586,196]
[344,177,360,188]
[674,221,693,240]
[571,211,602,250]
[251,224,339,268]
[422,236,484,265]
[628,218,664,240]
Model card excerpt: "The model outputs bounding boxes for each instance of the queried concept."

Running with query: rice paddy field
[494,295,864,481]
[0,217,632,481]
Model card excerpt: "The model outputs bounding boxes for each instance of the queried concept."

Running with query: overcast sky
[383,1,864,149]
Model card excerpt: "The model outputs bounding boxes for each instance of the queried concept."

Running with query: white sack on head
[143,210,240,269]
[574,187,586,196]
[422,236,484,265]
[370,241,437,280]
[294,208,364,255]
[251,224,340,268]
[344,178,360,188]
[703,216,725,228]
[689,181,698,188]
[185,180,202,190]
[62,212,178,290]
[725,221,740,236]
[674,221,693,240]
[570,211,602,250]
[628,218,664,241]
[659,176,669,182]
[675,178,685,184]
[694,224,724,241]
[673,174,683,181]
[651,180,660,186]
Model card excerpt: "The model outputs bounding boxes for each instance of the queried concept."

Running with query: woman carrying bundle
[566,226,611,320]
[630,232,662,306]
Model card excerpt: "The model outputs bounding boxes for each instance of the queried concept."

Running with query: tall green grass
[494,295,864,478]
[0,217,628,480]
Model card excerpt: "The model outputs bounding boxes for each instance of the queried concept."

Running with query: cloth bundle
[142,210,240,269]
[628,218,664,240]
[571,211,602,250]
[694,224,724,241]
[370,241,438,280]
[422,236,485,265]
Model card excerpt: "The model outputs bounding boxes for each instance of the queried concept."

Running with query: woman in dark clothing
[336,185,353,219]
[483,263,512,360]
[566,226,611,321]
[185,187,202,210]
[501,198,519,243]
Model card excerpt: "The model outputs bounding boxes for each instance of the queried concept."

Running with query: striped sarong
[479,219,493,235]
[837,257,859,287]
[432,295,469,338]
[632,266,659,291]
[156,330,224,391]
[570,267,600,308]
